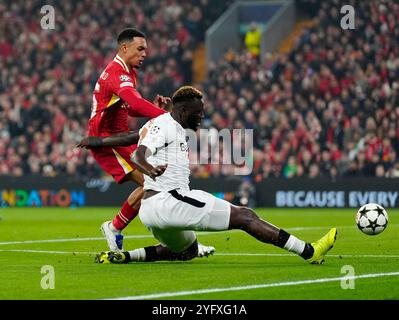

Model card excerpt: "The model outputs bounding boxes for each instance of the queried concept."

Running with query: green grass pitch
[0,207,398,300]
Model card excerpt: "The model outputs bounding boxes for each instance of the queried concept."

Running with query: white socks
[109,222,121,234]
[128,248,146,262]
[283,235,306,255]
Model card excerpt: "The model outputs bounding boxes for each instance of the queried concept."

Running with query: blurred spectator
[375,165,386,178]
[388,162,399,178]
[283,156,297,178]
[329,165,338,181]
[244,22,261,59]
[308,164,320,179]
[234,177,257,207]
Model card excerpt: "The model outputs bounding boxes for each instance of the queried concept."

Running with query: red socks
[112,201,139,231]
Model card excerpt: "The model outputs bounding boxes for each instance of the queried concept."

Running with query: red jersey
[88,55,165,137]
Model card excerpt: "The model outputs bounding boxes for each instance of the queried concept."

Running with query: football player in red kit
[83,28,215,257]
[87,28,164,252]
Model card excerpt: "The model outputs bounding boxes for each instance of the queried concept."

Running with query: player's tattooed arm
[76,131,140,148]
[131,145,167,180]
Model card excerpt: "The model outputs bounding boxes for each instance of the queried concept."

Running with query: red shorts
[91,145,138,183]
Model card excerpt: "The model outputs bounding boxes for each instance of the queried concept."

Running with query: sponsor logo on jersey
[150,125,160,135]
[120,75,131,82]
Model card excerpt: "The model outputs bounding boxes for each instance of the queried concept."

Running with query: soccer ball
[355,203,388,235]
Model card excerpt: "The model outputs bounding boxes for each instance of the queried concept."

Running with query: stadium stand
[0,0,233,177]
[0,0,398,180]
[195,0,399,180]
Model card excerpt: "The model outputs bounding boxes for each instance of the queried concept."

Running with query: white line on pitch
[0,231,244,246]
[0,226,355,246]
[0,235,153,246]
[1,249,398,259]
[0,249,96,254]
[106,271,399,300]
[217,253,399,258]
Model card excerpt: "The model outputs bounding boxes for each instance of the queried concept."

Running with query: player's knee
[229,206,258,229]
[241,207,259,226]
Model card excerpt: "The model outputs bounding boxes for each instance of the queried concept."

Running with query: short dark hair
[172,86,203,107]
[117,28,146,45]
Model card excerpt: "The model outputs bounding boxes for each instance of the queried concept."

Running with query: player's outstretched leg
[95,240,200,264]
[228,205,337,264]
[101,171,144,251]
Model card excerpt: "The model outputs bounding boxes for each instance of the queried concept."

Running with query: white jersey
[138,113,190,192]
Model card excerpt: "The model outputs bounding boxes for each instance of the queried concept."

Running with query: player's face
[123,37,147,69]
[184,99,204,131]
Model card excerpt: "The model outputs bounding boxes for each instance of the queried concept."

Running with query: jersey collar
[114,54,130,73]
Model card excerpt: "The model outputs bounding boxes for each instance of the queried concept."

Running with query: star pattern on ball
[375,207,385,217]
[367,217,378,232]
[358,207,369,217]
[356,204,388,235]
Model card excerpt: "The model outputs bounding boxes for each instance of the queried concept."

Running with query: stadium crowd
[194,0,399,180]
[0,0,398,180]
[0,0,232,177]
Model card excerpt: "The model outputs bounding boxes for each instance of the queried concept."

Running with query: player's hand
[153,95,171,110]
[148,164,168,180]
[76,136,103,149]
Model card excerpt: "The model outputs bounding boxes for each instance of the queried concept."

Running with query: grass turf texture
[0,207,398,300]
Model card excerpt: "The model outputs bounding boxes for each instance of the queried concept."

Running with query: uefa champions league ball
[355,203,388,235]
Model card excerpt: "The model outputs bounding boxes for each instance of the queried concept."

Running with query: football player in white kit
[95,86,337,265]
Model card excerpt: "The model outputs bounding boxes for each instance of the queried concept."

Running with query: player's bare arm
[76,131,140,149]
[132,145,167,180]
